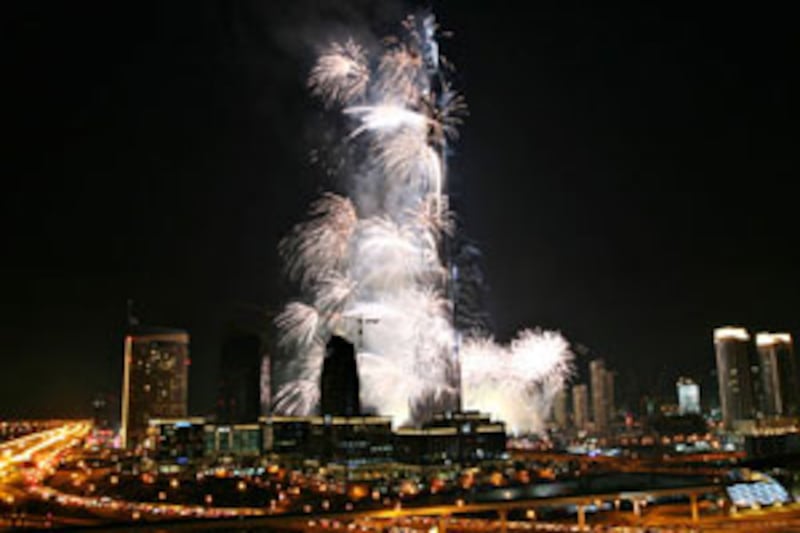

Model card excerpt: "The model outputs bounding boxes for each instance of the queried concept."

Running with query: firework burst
[274,14,573,432]
[308,39,369,107]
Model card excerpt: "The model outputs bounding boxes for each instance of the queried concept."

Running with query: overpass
[93,482,724,532]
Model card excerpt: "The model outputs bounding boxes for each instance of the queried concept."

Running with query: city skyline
[2,1,798,418]
[2,4,800,531]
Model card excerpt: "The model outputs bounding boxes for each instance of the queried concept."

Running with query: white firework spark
[313,271,356,318]
[345,104,430,138]
[375,129,443,206]
[461,329,574,434]
[308,39,369,107]
[349,217,440,291]
[279,193,357,290]
[274,14,574,432]
[375,45,426,103]
[275,301,322,351]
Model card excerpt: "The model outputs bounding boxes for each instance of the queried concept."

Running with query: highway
[0,421,93,528]
[2,425,798,531]
[54,482,718,531]
[0,421,91,479]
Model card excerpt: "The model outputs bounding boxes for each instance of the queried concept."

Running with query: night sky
[2,2,797,418]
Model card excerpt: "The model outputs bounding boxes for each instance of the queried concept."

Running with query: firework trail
[274,14,573,432]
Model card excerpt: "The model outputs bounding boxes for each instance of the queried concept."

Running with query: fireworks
[461,330,575,434]
[279,193,357,290]
[274,13,573,432]
[308,39,369,107]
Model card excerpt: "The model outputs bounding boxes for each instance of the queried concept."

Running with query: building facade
[147,417,206,469]
[676,377,701,415]
[150,413,504,467]
[552,388,569,430]
[121,327,189,449]
[590,359,609,434]
[756,332,799,418]
[714,327,755,429]
[394,411,506,464]
[148,418,262,470]
[572,384,589,432]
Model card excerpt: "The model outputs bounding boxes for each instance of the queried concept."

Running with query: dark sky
[2,1,797,418]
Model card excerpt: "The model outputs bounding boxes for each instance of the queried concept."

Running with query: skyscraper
[121,327,189,449]
[714,327,755,429]
[572,384,589,432]
[756,332,799,418]
[320,335,360,416]
[216,333,262,424]
[552,388,568,430]
[590,359,609,434]
[676,377,701,415]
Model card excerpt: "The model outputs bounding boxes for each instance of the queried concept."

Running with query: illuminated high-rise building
[572,384,589,431]
[551,388,568,430]
[714,327,755,429]
[676,377,701,415]
[590,359,609,433]
[756,332,799,418]
[121,327,190,449]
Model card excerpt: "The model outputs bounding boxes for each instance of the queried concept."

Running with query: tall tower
[419,13,461,414]
[572,384,589,432]
[590,359,609,434]
[121,327,190,449]
[552,388,569,430]
[756,332,798,418]
[713,327,755,429]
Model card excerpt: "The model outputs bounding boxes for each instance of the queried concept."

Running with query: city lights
[2,4,798,533]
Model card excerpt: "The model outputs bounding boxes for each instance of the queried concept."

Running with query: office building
[676,377,701,415]
[552,388,569,430]
[394,411,506,464]
[148,418,263,469]
[714,327,755,429]
[205,423,262,459]
[312,416,394,463]
[756,332,799,418]
[216,333,262,424]
[263,412,503,465]
[264,415,394,463]
[147,418,206,470]
[320,335,360,416]
[590,359,610,433]
[121,327,190,449]
[572,384,589,431]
